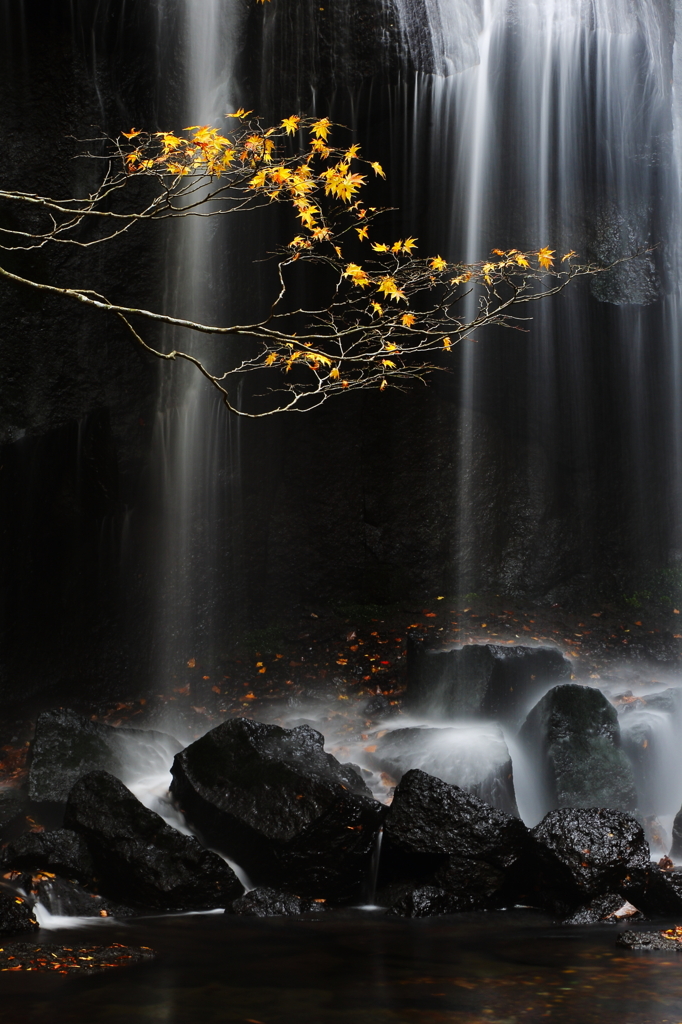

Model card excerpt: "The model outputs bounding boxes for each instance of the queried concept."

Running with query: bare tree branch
[0,114,646,416]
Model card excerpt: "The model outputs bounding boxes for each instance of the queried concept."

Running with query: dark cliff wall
[0,0,674,704]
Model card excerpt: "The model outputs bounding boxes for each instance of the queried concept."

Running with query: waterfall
[388,0,680,600]
[151,0,244,688]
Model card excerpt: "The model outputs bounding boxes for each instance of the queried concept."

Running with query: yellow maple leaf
[561,250,578,262]
[482,262,495,284]
[384,341,399,352]
[430,256,447,271]
[443,336,452,350]
[345,144,361,158]
[402,237,418,254]
[370,161,386,178]
[264,352,278,365]
[329,366,340,379]
[380,379,388,391]
[371,302,384,316]
[226,108,253,119]
[401,313,416,327]
[381,359,397,368]
[311,118,332,140]
[121,128,142,139]
[537,246,555,270]
[514,253,530,268]
[371,243,389,253]
[356,225,369,241]
[281,115,301,135]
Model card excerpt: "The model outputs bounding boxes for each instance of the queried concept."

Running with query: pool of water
[1,909,682,1023]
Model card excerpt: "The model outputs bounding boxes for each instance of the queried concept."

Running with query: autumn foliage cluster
[0,110,610,415]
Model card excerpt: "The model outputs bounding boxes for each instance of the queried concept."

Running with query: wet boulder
[519,684,637,816]
[64,770,243,911]
[405,639,570,724]
[383,883,469,917]
[561,895,643,925]
[525,807,649,915]
[1,828,94,883]
[367,724,517,814]
[0,889,38,934]
[28,709,183,804]
[228,887,326,916]
[379,769,531,907]
[170,718,384,902]
[622,864,682,917]
[617,930,682,950]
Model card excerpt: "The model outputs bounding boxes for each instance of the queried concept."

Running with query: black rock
[622,864,682,917]
[380,769,532,911]
[385,884,468,917]
[519,684,637,816]
[1,829,94,882]
[33,877,135,919]
[527,807,649,914]
[0,889,38,934]
[382,769,531,874]
[170,718,384,901]
[405,639,570,724]
[617,930,682,951]
[229,887,305,917]
[28,709,183,804]
[368,725,518,815]
[561,894,642,925]
[64,770,243,911]
[433,857,507,909]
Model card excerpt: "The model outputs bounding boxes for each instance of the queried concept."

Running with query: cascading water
[151,0,244,688]
[389,0,681,600]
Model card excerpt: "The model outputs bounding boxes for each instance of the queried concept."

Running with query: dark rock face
[379,769,531,911]
[368,725,518,814]
[1,829,94,882]
[528,807,649,914]
[170,718,384,901]
[64,770,242,911]
[228,887,326,917]
[561,894,642,925]
[623,865,682,917]
[519,684,637,816]
[383,769,531,871]
[0,889,38,934]
[405,640,570,724]
[230,887,303,917]
[384,884,468,918]
[28,709,182,804]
